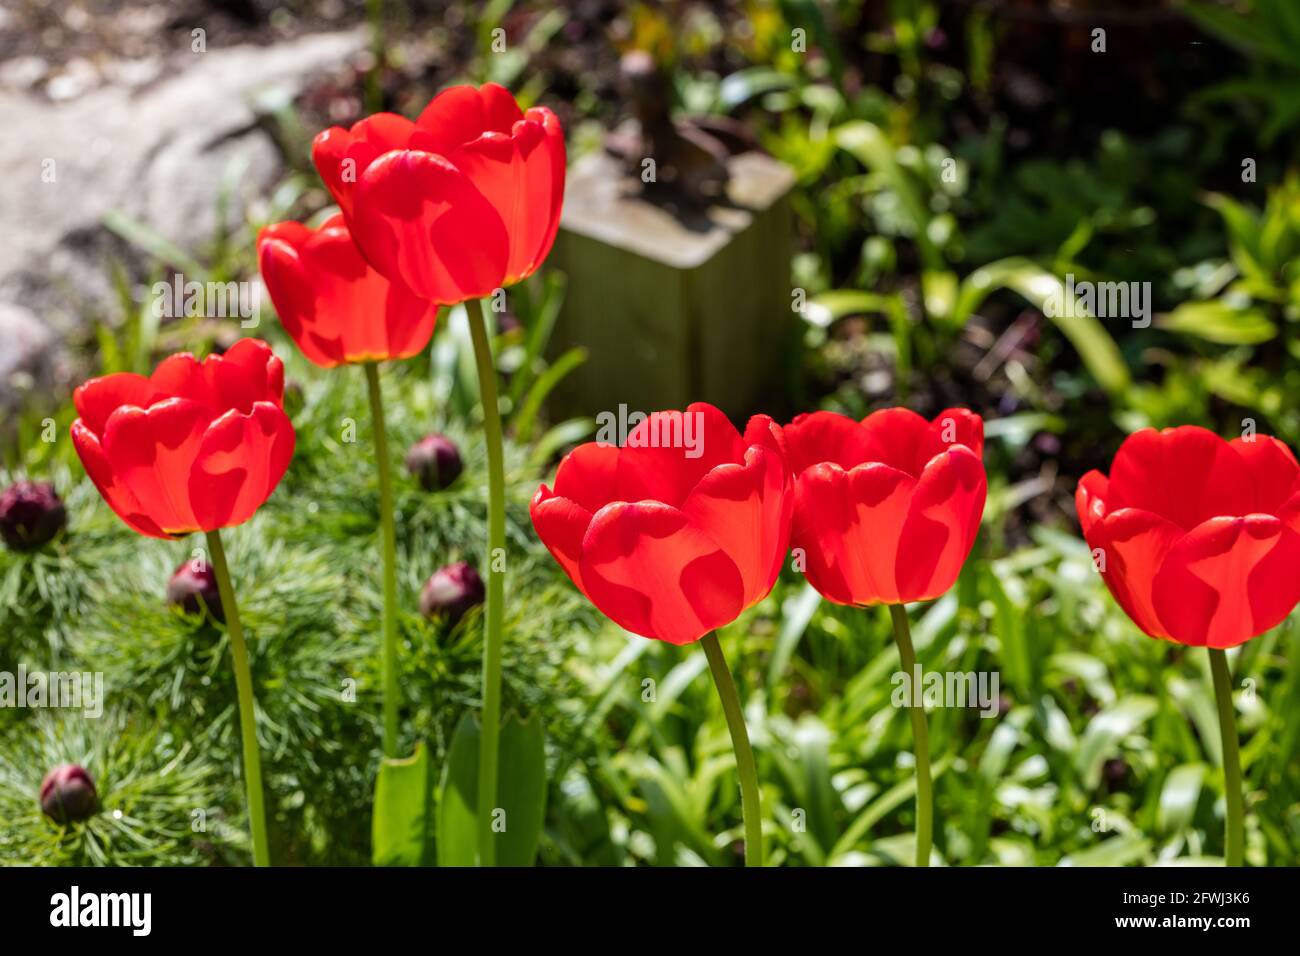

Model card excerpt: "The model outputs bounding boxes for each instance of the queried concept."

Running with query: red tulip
[312,83,565,304]
[70,339,295,539]
[783,408,986,606]
[531,404,792,646]
[257,214,436,367]
[1077,426,1300,648]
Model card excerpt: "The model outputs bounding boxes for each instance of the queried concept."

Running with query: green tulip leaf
[372,743,435,867]
[437,711,547,867]
[1160,301,1277,345]
[954,257,1132,395]
[1157,763,1207,835]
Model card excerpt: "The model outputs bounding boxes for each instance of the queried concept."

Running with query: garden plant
[2,1,1300,887]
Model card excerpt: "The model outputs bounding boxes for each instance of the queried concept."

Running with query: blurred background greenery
[2,0,1299,866]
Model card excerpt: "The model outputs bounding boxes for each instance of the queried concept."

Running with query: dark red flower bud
[166,559,225,622]
[406,434,464,491]
[40,763,98,823]
[0,481,67,551]
[420,561,484,624]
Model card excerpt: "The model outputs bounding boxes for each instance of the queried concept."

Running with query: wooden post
[546,149,796,421]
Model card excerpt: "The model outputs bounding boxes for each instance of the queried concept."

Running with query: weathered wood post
[545,62,797,421]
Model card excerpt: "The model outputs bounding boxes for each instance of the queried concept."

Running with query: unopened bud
[0,481,67,551]
[420,561,485,625]
[166,559,224,622]
[405,433,464,491]
[40,763,97,823]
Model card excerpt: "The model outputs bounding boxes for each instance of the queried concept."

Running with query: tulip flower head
[1077,425,1300,649]
[70,339,295,539]
[312,83,565,303]
[257,214,437,367]
[783,408,986,606]
[531,403,792,646]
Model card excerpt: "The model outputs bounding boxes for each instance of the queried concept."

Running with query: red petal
[1108,426,1254,530]
[189,402,295,530]
[70,420,166,538]
[742,413,787,461]
[478,83,527,132]
[529,487,592,596]
[148,341,282,415]
[101,398,213,534]
[312,113,420,218]
[351,149,509,303]
[896,445,987,601]
[1089,507,1185,639]
[259,217,436,366]
[579,501,745,645]
[680,444,789,606]
[791,461,916,605]
[928,407,984,460]
[258,223,346,367]
[148,352,207,403]
[1278,489,1300,536]
[72,373,156,438]
[784,410,876,474]
[416,83,523,152]
[448,107,565,283]
[379,281,438,361]
[528,107,567,276]
[551,441,621,514]
[859,407,935,476]
[1230,435,1300,513]
[216,338,284,406]
[615,403,746,507]
[1075,469,1109,538]
[1152,514,1300,648]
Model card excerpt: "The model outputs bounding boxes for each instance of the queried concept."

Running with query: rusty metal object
[606,50,731,207]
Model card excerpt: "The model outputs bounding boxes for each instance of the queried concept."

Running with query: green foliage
[0,712,227,866]
[372,743,434,866]
[1185,0,1300,143]
[1134,176,1300,442]
[437,712,547,866]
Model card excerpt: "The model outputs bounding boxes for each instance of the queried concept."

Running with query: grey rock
[0,28,366,407]
[0,303,59,416]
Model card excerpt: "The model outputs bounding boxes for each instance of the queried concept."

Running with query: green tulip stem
[467,296,506,867]
[206,528,271,867]
[701,632,764,867]
[364,361,401,759]
[1209,648,1245,867]
[889,603,932,867]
